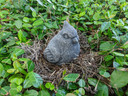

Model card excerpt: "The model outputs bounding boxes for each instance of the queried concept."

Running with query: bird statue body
[43,21,80,65]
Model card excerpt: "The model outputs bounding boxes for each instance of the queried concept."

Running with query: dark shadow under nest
[20,31,104,94]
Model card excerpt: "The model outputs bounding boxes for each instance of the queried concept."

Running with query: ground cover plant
[0,0,128,96]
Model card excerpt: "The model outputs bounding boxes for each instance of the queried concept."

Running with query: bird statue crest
[43,21,80,65]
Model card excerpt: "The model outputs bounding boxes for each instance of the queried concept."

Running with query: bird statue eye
[63,33,69,39]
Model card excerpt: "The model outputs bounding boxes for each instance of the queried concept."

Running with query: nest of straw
[20,31,103,94]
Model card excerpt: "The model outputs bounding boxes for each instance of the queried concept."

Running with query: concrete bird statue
[43,21,80,65]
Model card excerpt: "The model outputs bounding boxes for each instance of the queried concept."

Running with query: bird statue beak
[72,37,78,44]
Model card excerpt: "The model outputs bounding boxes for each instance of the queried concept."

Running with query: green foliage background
[0,0,128,96]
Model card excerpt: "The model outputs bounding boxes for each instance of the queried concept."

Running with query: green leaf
[23,17,29,22]
[17,85,22,92]
[56,89,66,96]
[110,70,128,88]
[9,88,18,96]
[7,68,16,73]
[15,20,22,29]
[45,23,53,28]
[45,82,55,90]
[18,30,27,42]
[2,59,11,64]
[101,22,110,32]
[27,60,35,72]
[67,82,78,90]
[62,70,66,76]
[100,42,113,51]
[0,79,4,86]
[63,73,80,82]
[121,42,128,49]
[33,19,43,26]
[79,11,85,17]
[10,77,24,85]
[11,48,25,57]
[88,78,99,87]
[17,67,27,75]
[23,78,32,88]
[104,55,114,61]
[113,52,124,57]
[37,0,43,6]
[78,79,86,87]
[78,88,85,95]
[23,23,32,28]
[95,85,108,96]
[124,26,128,30]
[32,11,36,17]
[0,32,11,40]
[13,60,21,69]
[0,63,4,77]
[23,90,38,96]
[93,12,100,20]
[38,90,50,96]
[0,86,10,96]
[27,72,43,88]
[66,93,76,96]
[99,70,110,78]
[6,40,15,47]
[88,78,108,96]
[113,61,120,68]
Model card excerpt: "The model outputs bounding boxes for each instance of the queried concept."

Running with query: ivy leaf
[67,82,78,90]
[10,77,24,85]
[38,90,50,96]
[64,73,80,82]
[27,60,35,72]
[95,85,108,96]
[78,79,86,87]
[101,22,110,32]
[11,48,25,58]
[45,82,55,90]
[121,42,128,49]
[93,12,100,20]
[0,86,10,96]
[88,78,108,96]
[18,30,27,42]
[66,93,76,96]
[23,24,32,28]
[113,52,124,57]
[0,63,4,77]
[17,85,22,92]
[104,55,114,61]
[33,19,43,26]
[15,19,22,29]
[111,70,128,88]
[100,42,113,51]
[99,70,110,78]
[23,17,29,22]
[2,59,11,64]
[26,72,43,88]
[23,90,38,96]
[32,11,36,17]
[0,32,11,40]
[23,78,32,88]
[36,0,43,6]
[79,11,85,17]
[7,69,16,73]
[6,40,15,47]
[0,79,4,86]
[78,88,85,95]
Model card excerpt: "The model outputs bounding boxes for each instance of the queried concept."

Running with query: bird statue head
[59,21,79,44]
